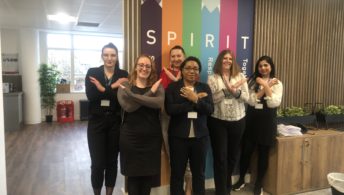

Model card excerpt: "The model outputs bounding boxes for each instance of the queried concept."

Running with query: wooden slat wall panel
[254,0,344,108]
[123,0,141,73]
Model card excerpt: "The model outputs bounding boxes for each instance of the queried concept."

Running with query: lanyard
[104,74,113,87]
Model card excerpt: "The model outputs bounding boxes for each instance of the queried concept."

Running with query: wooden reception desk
[257,130,344,195]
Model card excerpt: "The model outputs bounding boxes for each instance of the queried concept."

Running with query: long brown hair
[129,54,158,87]
[213,49,241,77]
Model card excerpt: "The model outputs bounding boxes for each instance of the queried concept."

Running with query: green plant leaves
[278,106,311,117]
[323,105,342,115]
[38,63,61,115]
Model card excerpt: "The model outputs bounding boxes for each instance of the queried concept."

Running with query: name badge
[101,100,110,107]
[188,112,198,119]
[224,99,233,105]
[255,103,263,109]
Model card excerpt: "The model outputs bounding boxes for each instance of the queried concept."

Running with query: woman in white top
[207,49,249,195]
[232,55,283,195]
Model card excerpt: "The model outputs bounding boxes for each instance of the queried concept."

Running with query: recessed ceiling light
[47,13,77,24]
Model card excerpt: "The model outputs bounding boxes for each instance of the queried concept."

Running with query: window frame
[45,32,123,93]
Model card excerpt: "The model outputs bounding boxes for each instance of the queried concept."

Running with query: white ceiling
[0,0,123,34]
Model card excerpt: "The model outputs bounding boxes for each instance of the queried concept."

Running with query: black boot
[232,178,245,191]
[253,183,263,195]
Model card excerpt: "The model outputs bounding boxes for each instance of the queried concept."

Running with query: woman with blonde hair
[207,49,249,195]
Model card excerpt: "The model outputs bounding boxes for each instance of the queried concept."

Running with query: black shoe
[253,185,263,195]
[232,179,245,191]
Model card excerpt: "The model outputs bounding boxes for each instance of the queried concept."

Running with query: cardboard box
[56,84,70,93]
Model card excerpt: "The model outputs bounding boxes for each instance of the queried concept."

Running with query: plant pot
[46,115,53,123]
[325,114,344,124]
[277,115,316,125]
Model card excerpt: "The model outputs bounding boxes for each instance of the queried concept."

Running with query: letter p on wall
[167,31,177,45]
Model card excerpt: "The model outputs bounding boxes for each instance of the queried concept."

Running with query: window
[47,33,123,92]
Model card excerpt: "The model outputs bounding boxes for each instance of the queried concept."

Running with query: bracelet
[222,89,231,97]
[235,89,242,99]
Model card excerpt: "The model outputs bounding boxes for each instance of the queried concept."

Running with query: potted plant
[277,106,316,126]
[38,63,60,122]
[322,105,344,124]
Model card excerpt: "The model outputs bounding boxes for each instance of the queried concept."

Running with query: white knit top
[207,73,249,121]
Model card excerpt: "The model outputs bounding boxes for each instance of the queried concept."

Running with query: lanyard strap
[104,74,113,87]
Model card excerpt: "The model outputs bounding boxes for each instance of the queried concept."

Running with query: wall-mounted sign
[141,0,254,81]
[2,53,19,74]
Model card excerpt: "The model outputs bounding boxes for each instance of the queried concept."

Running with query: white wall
[1,28,19,73]
[0,29,9,195]
[1,29,19,53]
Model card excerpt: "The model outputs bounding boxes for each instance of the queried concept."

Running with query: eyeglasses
[137,63,152,70]
[183,67,199,72]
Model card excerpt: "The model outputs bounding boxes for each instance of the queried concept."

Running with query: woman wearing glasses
[85,43,128,195]
[165,56,214,195]
[117,54,164,195]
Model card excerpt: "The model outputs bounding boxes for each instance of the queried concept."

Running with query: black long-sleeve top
[85,65,128,117]
[165,80,214,138]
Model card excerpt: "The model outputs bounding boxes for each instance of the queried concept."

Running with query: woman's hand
[268,78,279,87]
[233,78,248,88]
[111,78,128,89]
[180,87,198,103]
[256,77,269,88]
[175,71,181,81]
[151,79,162,93]
[89,76,105,92]
[164,67,179,82]
[222,74,237,93]
[197,92,208,98]
[119,84,126,89]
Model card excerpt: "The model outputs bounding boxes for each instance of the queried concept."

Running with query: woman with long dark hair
[85,43,128,195]
[232,56,283,195]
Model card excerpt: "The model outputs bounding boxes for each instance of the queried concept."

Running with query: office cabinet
[262,130,344,195]
[3,92,23,131]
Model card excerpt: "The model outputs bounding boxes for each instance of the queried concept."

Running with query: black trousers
[238,138,271,186]
[169,136,209,195]
[208,117,245,195]
[127,176,153,195]
[87,114,120,189]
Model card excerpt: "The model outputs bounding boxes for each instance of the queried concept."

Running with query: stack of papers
[277,124,303,136]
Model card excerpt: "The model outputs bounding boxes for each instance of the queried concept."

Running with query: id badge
[224,99,233,105]
[188,112,198,119]
[255,103,263,109]
[101,100,110,107]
